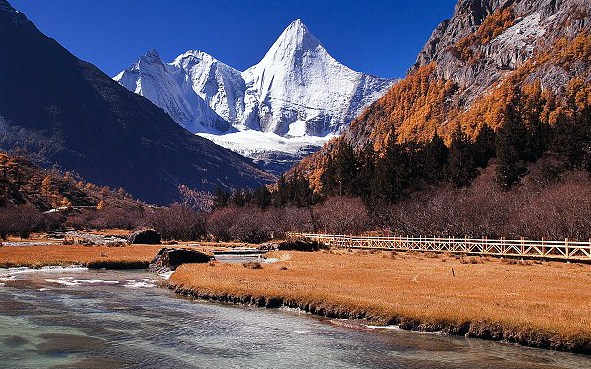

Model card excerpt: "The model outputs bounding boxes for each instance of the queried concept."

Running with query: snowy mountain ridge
[114,19,395,173]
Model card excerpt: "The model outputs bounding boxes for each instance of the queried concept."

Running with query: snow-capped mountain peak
[241,19,394,137]
[270,18,322,56]
[141,49,164,64]
[114,19,395,173]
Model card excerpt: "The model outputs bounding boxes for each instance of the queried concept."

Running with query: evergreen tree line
[215,80,591,210]
[213,173,322,210]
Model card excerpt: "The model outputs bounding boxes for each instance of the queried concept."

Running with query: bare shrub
[274,206,315,234]
[93,205,144,230]
[66,206,144,231]
[207,207,238,242]
[314,196,369,235]
[147,204,206,241]
[0,205,44,239]
[227,208,270,243]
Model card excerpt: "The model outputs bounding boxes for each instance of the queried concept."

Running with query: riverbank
[168,250,591,354]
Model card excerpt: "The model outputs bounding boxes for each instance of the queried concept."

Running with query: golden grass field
[0,243,165,268]
[170,250,591,352]
[0,231,259,268]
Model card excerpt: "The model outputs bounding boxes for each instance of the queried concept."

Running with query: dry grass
[170,250,591,349]
[0,243,165,268]
[0,230,261,268]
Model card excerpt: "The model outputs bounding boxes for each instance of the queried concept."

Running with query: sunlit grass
[0,243,165,268]
[170,250,591,348]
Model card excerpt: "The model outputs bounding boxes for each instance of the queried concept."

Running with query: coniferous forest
[209,78,591,242]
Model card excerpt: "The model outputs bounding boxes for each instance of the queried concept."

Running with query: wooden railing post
[565,238,569,258]
[542,237,545,257]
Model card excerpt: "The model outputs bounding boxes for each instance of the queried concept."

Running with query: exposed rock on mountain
[292,0,591,188]
[411,0,591,106]
[347,0,591,147]
[0,0,272,205]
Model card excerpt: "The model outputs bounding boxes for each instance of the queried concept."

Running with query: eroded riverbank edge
[166,283,591,356]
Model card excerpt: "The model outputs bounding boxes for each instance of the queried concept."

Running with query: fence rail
[288,233,591,261]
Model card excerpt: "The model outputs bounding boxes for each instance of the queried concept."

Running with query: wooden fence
[288,233,591,261]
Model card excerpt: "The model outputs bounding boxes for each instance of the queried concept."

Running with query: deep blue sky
[10,0,457,79]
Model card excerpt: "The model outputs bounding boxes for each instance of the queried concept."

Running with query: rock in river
[149,248,213,273]
[128,229,161,244]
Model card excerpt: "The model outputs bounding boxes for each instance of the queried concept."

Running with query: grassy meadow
[170,250,591,352]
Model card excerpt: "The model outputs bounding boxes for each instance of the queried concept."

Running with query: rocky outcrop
[277,240,325,252]
[128,229,161,245]
[149,248,213,272]
[411,0,591,106]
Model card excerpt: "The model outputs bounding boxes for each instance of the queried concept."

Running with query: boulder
[242,261,263,269]
[258,242,279,251]
[128,229,161,245]
[277,240,324,252]
[149,248,213,273]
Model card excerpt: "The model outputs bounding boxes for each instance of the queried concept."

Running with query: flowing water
[0,268,590,369]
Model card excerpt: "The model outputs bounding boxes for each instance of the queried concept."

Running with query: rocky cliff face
[292,0,591,187]
[411,0,591,106]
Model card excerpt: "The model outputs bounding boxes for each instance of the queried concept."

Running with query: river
[0,268,590,369]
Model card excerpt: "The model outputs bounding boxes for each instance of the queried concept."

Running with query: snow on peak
[172,49,217,69]
[241,20,394,136]
[273,18,322,53]
[143,49,162,61]
[114,20,395,172]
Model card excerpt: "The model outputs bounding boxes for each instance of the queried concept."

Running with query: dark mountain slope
[0,0,272,205]
[0,150,143,212]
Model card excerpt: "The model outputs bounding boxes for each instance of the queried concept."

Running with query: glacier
[115,19,394,174]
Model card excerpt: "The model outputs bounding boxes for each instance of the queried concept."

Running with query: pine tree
[253,186,272,209]
[275,175,289,206]
[213,187,230,209]
[473,124,496,168]
[333,140,358,196]
[496,122,526,190]
[446,126,477,188]
[421,130,449,182]
[551,112,584,169]
[370,138,409,204]
[231,189,246,207]
[320,154,337,197]
[355,144,376,200]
